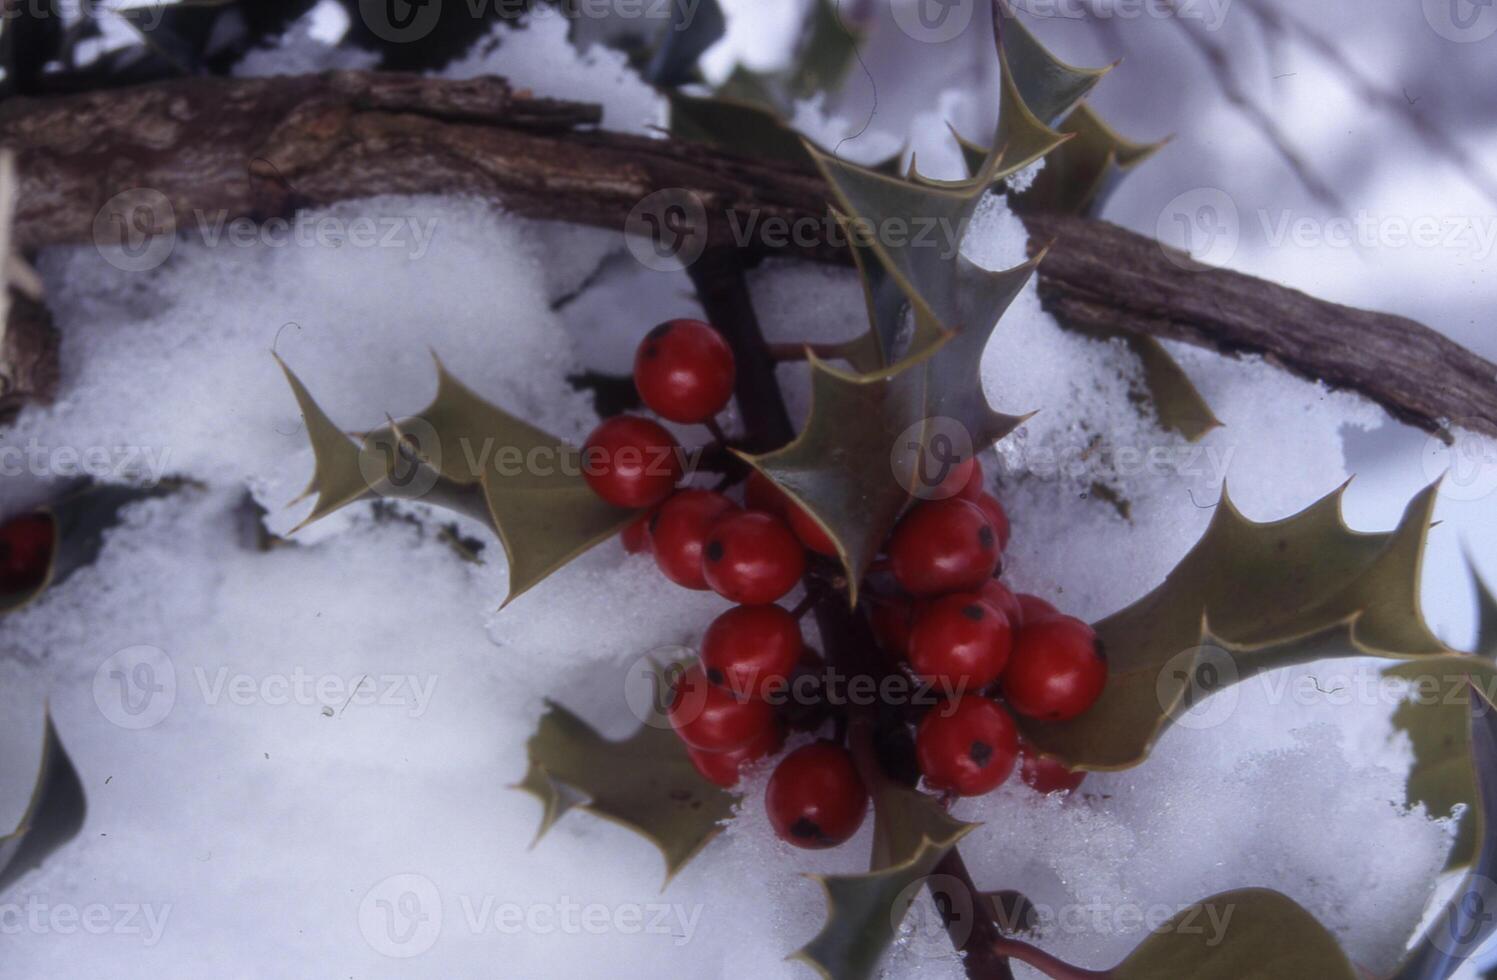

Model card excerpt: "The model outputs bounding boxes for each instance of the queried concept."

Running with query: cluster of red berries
[0,512,55,595]
[581,318,1106,852]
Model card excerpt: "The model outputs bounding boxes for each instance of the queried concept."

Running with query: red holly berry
[620,510,654,554]
[685,726,784,788]
[870,597,915,659]
[785,500,837,557]
[702,511,806,605]
[0,513,55,594]
[977,579,1024,631]
[907,593,1013,691]
[887,498,1000,597]
[582,415,682,508]
[1015,593,1061,625]
[1002,616,1107,721]
[743,470,789,516]
[650,490,740,590]
[668,663,777,751]
[633,319,736,424]
[973,492,1011,551]
[1017,741,1086,795]
[765,742,868,849]
[701,604,803,700]
[916,695,1018,796]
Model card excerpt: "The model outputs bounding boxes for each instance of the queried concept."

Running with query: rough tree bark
[1,70,1493,438]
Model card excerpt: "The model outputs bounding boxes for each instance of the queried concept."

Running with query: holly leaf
[994,1,1113,126]
[668,91,816,169]
[1391,683,1497,980]
[643,0,725,88]
[1,706,85,892]
[1,480,183,615]
[1014,103,1168,218]
[785,0,862,99]
[516,667,734,883]
[1386,558,1497,870]
[277,355,635,607]
[794,782,976,979]
[1023,481,1449,769]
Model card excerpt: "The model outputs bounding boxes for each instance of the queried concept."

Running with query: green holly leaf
[794,781,976,979]
[1023,480,1449,770]
[1,481,183,615]
[1013,103,1168,218]
[1385,558,1497,870]
[1,706,85,892]
[1391,683,1497,980]
[668,90,816,169]
[785,0,862,99]
[277,355,635,607]
[516,666,735,883]
[995,2,1113,126]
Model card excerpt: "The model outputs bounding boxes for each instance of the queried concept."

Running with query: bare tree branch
[2,70,1493,436]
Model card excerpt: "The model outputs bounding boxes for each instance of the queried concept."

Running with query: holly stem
[704,416,729,446]
[790,590,821,621]
[990,937,1110,980]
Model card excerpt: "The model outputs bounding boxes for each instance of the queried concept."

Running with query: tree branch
[2,70,1493,436]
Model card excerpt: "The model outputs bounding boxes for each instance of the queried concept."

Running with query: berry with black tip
[0,513,54,594]
[973,492,1011,551]
[668,663,778,751]
[977,579,1024,631]
[907,593,1013,690]
[888,498,1000,597]
[1002,616,1107,721]
[766,742,868,849]
[582,415,682,508]
[701,604,803,700]
[1017,741,1086,795]
[650,490,740,590]
[633,319,736,424]
[916,695,1018,796]
[702,511,806,605]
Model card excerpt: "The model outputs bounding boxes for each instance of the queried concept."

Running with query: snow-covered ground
[2,2,1495,977]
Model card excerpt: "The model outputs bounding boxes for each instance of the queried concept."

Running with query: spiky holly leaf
[669,91,816,168]
[1391,683,1497,980]
[794,782,976,979]
[994,2,1113,126]
[1,481,182,615]
[1022,481,1449,769]
[1000,888,1355,979]
[1385,559,1497,870]
[277,355,635,607]
[785,0,861,99]
[516,672,734,883]
[738,250,1039,605]
[1013,104,1167,217]
[1,706,85,892]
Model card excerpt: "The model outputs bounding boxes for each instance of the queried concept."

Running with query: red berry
[744,470,790,516]
[766,743,868,849]
[668,664,777,751]
[972,492,1011,551]
[1015,593,1061,625]
[621,510,654,554]
[701,604,803,700]
[1018,741,1086,794]
[0,513,55,594]
[582,415,682,508]
[633,319,736,424]
[916,695,1018,796]
[1002,616,1107,721]
[907,593,1013,691]
[650,490,740,590]
[685,727,783,788]
[977,579,1023,631]
[702,511,805,605]
[955,457,984,501]
[870,597,915,658]
[888,498,1000,597]
[785,500,837,557]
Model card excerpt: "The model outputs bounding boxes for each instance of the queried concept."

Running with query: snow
[3,3,1494,978]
